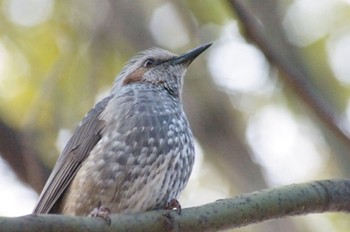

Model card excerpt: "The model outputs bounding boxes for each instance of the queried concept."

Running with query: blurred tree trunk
[0,119,49,192]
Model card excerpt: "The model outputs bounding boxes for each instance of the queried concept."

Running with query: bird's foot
[164,199,182,215]
[88,201,111,225]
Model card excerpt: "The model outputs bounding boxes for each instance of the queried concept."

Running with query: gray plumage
[33,43,211,216]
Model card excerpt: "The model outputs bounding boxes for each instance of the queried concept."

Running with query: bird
[33,43,212,218]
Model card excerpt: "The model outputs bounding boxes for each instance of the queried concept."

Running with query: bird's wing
[33,95,114,214]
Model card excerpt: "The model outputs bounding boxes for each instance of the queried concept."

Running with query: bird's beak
[169,43,212,67]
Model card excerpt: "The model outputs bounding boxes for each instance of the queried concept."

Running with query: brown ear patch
[123,68,146,85]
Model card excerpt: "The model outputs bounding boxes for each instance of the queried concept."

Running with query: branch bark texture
[1,179,349,232]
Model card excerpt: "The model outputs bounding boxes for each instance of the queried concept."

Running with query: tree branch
[1,179,349,232]
[0,120,49,193]
[227,0,350,151]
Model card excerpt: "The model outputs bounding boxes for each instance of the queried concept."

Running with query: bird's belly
[59,124,194,216]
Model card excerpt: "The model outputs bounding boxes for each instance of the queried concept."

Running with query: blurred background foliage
[0,0,350,231]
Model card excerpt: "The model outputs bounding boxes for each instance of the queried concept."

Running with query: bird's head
[112,43,212,98]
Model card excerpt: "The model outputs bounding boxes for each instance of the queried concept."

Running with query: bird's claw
[164,199,182,215]
[88,201,111,225]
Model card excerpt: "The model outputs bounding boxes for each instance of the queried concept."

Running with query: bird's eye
[143,58,155,67]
